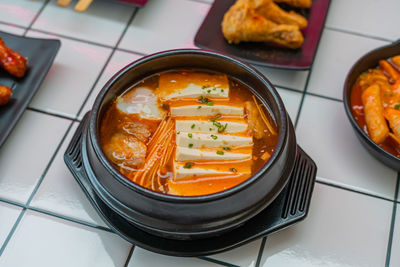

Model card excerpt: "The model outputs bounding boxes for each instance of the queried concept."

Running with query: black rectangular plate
[194,0,330,70]
[0,31,60,148]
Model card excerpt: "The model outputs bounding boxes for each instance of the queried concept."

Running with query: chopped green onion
[213,88,216,91]
[177,131,180,135]
[188,143,193,148]
[207,101,214,106]
[222,147,230,151]
[197,106,202,109]
[221,89,224,92]
[211,135,218,140]
[207,89,211,93]
[199,96,209,104]
[216,151,224,155]
[395,104,400,110]
[191,124,195,129]
[188,133,192,138]
[213,121,227,133]
[209,128,212,131]
[183,162,194,169]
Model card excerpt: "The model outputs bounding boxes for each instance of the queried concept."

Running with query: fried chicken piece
[0,86,12,106]
[273,0,311,8]
[255,0,308,29]
[222,0,304,49]
[0,38,27,78]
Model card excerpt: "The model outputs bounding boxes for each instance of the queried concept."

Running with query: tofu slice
[173,162,251,179]
[177,132,252,148]
[171,105,243,117]
[162,83,229,99]
[175,120,248,133]
[158,72,229,100]
[176,147,252,161]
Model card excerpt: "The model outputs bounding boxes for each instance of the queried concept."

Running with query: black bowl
[84,49,298,240]
[343,40,400,171]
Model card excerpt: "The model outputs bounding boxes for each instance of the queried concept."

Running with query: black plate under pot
[65,112,317,256]
[344,40,400,170]
[64,49,317,243]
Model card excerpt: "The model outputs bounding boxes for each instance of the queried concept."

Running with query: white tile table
[0,0,399,266]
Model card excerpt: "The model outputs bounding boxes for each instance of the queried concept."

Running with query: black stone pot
[344,40,400,171]
[80,49,299,240]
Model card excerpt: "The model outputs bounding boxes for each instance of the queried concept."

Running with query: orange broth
[100,69,279,196]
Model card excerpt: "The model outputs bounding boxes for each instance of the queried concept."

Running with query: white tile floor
[0,0,399,266]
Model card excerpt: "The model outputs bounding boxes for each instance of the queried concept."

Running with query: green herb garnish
[183,162,194,169]
[213,88,216,91]
[188,133,192,138]
[216,151,224,155]
[177,131,180,135]
[197,106,202,109]
[395,104,400,110]
[191,124,195,129]
[221,89,224,92]
[199,96,209,104]
[207,89,211,93]
[207,101,214,106]
[212,121,227,133]
[188,143,193,148]
[211,134,218,140]
[222,147,230,151]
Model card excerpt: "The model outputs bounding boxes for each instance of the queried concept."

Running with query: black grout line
[275,85,303,94]
[0,208,26,256]
[27,206,113,233]
[255,237,267,267]
[123,245,135,267]
[25,121,76,206]
[0,197,26,209]
[293,72,312,129]
[325,26,394,43]
[0,21,27,30]
[27,107,80,122]
[305,92,343,103]
[198,256,241,267]
[385,172,400,267]
[22,0,50,36]
[316,180,395,203]
[27,27,115,49]
[116,47,147,57]
[75,7,139,118]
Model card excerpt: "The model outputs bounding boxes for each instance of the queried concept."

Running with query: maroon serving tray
[114,0,148,6]
[194,0,331,70]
